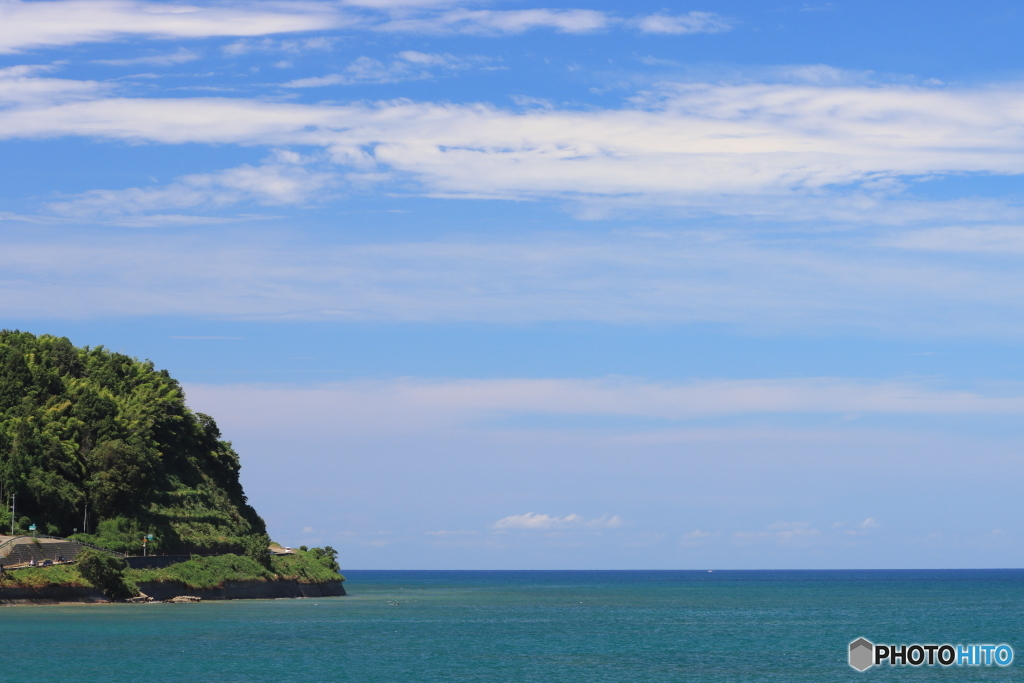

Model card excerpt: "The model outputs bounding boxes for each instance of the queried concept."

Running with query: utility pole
[10,494,14,536]
[83,502,87,536]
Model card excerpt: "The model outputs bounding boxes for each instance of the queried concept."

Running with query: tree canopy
[0,330,266,554]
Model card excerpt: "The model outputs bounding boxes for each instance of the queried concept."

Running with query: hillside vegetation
[1,548,343,592]
[0,331,266,555]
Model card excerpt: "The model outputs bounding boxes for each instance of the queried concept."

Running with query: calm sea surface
[2,570,1022,682]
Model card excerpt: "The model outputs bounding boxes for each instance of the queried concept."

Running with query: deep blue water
[2,570,1022,681]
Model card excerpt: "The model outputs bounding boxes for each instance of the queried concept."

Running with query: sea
[2,569,1022,682]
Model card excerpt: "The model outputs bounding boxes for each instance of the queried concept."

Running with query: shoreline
[0,577,345,605]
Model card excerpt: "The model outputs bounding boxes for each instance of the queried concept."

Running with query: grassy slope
[0,551,343,591]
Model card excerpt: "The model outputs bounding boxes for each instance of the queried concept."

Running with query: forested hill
[0,331,266,555]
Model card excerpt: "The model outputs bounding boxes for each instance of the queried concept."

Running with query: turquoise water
[2,570,1022,681]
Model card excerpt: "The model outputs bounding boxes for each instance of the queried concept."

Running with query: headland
[0,331,345,604]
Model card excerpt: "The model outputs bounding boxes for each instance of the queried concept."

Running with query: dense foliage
[278,545,341,579]
[0,331,266,554]
[76,548,137,600]
[0,549,344,592]
[131,548,344,588]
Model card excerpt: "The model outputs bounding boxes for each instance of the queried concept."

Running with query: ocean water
[2,570,1022,682]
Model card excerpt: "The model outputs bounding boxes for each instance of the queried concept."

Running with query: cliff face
[0,331,266,554]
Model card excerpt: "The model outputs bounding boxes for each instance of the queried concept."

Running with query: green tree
[76,549,138,601]
[243,533,272,569]
[308,546,341,573]
[0,331,267,554]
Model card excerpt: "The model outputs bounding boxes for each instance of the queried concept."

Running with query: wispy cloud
[881,225,1024,254]
[0,0,731,51]
[181,378,1024,432]
[631,12,731,35]
[3,76,1024,217]
[0,0,358,53]
[375,8,610,34]
[0,64,109,106]
[837,518,881,535]
[92,47,200,66]
[493,513,623,530]
[680,529,714,546]
[5,226,1024,330]
[221,36,338,56]
[282,51,483,87]
[46,155,336,221]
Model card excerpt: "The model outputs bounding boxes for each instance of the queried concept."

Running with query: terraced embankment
[0,535,123,567]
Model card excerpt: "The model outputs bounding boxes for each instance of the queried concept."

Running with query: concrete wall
[0,541,87,566]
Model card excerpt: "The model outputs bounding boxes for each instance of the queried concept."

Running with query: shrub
[242,533,272,569]
[77,549,138,601]
[309,546,340,573]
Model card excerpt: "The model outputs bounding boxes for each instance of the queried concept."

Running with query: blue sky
[2,0,1024,568]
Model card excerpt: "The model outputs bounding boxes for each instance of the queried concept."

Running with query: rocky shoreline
[0,578,345,605]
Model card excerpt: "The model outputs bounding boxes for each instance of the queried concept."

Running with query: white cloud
[45,157,336,221]
[375,8,610,34]
[493,513,623,530]
[0,1,729,50]
[282,51,479,87]
[93,47,200,66]
[0,64,109,106]
[398,50,461,65]
[221,36,338,56]
[3,77,1024,216]
[338,0,474,7]
[0,0,357,53]
[632,12,731,35]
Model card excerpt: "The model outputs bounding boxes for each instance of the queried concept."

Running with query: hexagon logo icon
[849,638,874,671]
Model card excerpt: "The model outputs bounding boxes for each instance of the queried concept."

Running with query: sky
[2,0,1024,569]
